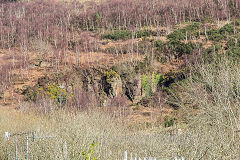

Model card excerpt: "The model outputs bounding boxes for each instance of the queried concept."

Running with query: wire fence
[5,131,58,160]
[5,131,185,160]
[124,151,184,160]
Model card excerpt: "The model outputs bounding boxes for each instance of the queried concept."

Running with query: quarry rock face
[109,77,123,98]
[125,75,142,103]
[132,76,142,103]
[101,70,123,98]
[100,93,110,107]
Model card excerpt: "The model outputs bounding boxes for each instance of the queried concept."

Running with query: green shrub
[156,38,195,58]
[155,40,165,50]
[135,30,152,38]
[226,37,240,49]
[219,23,234,35]
[177,42,195,55]
[201,44,222,63]
[225,38,240,58]
[47,84,68,106]
[186,22,200,30]
[104,70,120,83]
[167,22,200,41]
[164,116,177,127]
[202,44,221,62]
[94,12,100,26]
[226,38,237,49]
[164,23,199,56]
[142,75,152,98]
[22,85,39,102]
[168,40,195,56]
[152,72,164,89]
[102,30,131,40]
[81,141,99,160]
[206,28,224,42]
[141,73,164,98]
[235,19,240,26]
[227,46,240,58]
[206,24,238,42]
[167,29,185,41]
[134,56,154,73]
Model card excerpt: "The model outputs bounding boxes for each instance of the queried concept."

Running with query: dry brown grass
[0,107,184,160]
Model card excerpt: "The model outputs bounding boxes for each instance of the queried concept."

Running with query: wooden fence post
[124,151,128,160]
[124,151,159,160]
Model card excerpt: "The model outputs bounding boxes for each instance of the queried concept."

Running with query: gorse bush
[226,37,238,49]
[159,40,195,57]
[102,30,132,40]
[104,70,120,83]
[135,30,152,38]
[227,46,240,58]
[219,23,235,35]
[206,24,239,42]
[185,22,200,30]
[47,84,68,106]
[167,22,200,41]
[22,83,69,106]
[203,44,222,54]
[155,39,195,58]
[167,29,185,41]
[206,28,224,41]
[168,41,195,55]
[155,40,165,49]
[157,23,199,58]
[223,37,240,57]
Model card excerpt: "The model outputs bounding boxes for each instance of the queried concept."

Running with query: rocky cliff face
[109,77,123,97]
[125,76,142,103]
[21,63,186,109]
